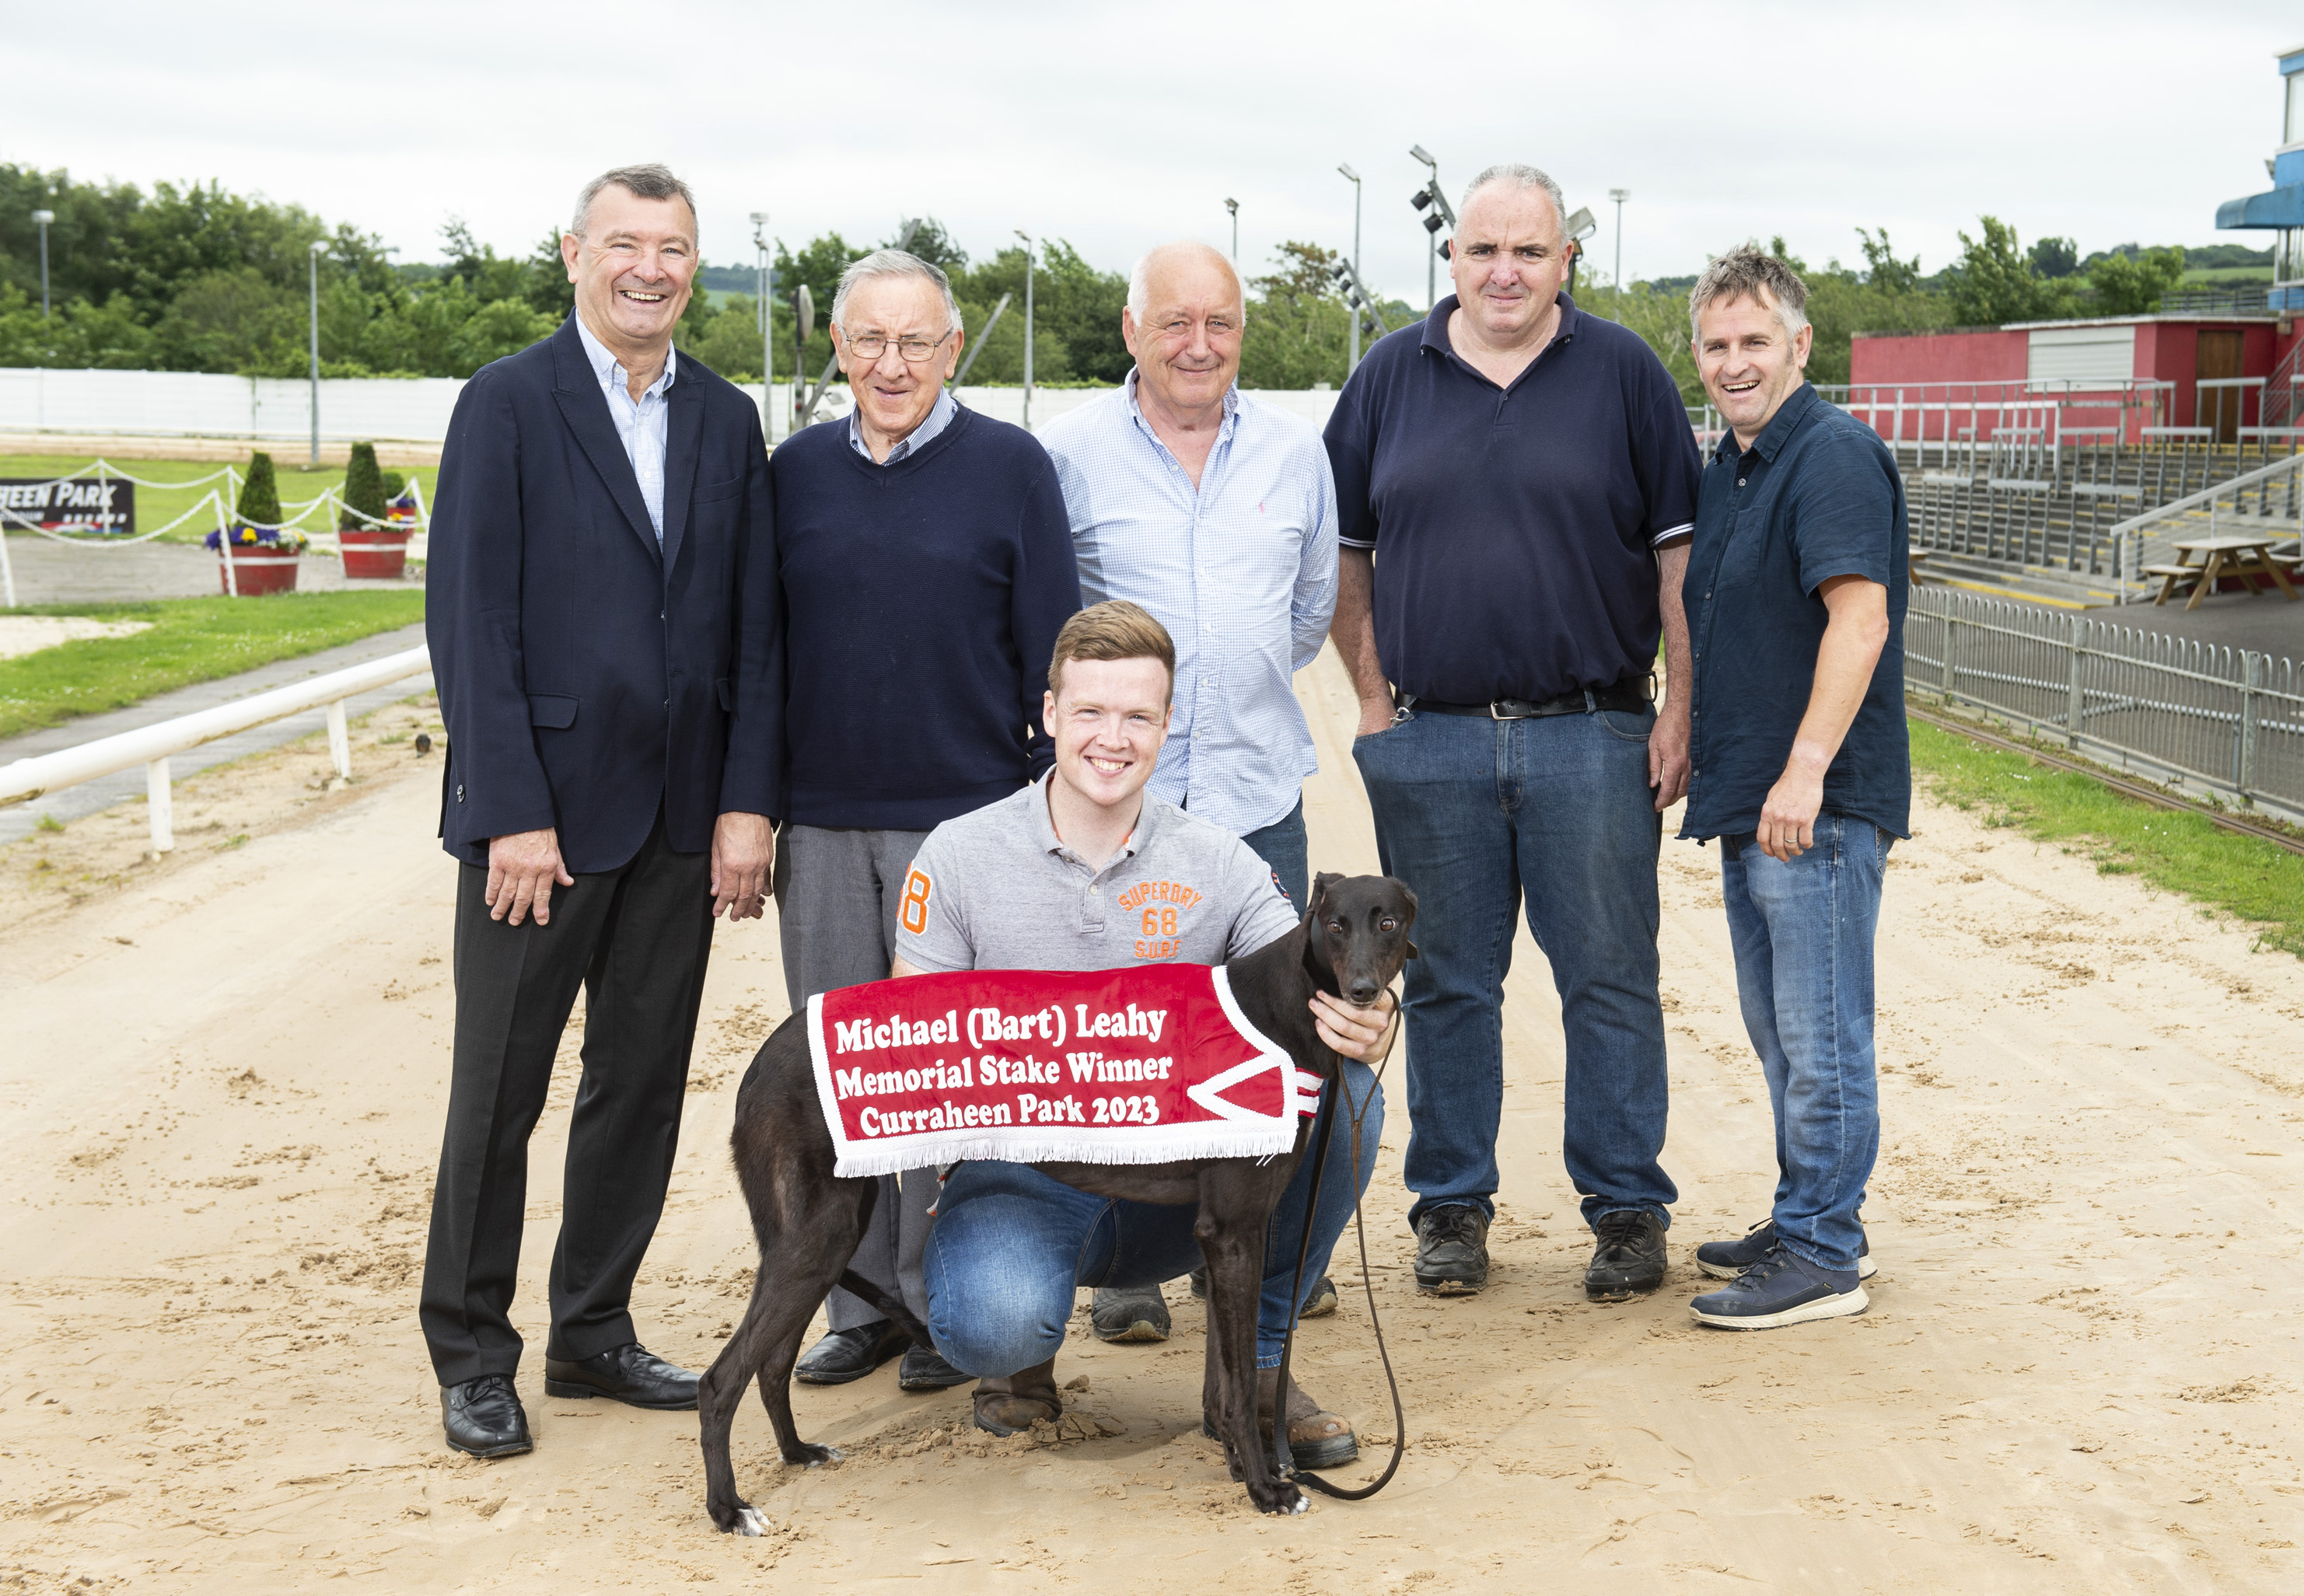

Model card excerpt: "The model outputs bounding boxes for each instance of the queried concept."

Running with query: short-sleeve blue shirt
[1678,382,1911,842]
[1323,292,1701,704]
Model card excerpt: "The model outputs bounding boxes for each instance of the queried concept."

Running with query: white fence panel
[0,368,1347,446]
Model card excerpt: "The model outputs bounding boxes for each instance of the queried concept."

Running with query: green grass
[0,454,440,546]
[1908,717,2304,958]
[0,592,426,741]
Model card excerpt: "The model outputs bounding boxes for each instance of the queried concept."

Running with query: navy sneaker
[1688,1248,1867,1330]
[1694,1218,1876,1281]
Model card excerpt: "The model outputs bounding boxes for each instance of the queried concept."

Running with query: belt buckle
[1489,700,1528,720]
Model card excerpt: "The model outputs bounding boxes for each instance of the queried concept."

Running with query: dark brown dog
[698,871,1416,1528]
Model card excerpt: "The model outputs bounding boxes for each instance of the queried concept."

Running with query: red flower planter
[218,550,302,595]
[340,526,414,580]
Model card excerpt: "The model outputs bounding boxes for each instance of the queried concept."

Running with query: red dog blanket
[808,966,1322,1178]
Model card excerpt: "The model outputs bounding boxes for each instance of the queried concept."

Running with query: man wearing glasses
[765,249,1080,1394]
[1035,240,1341,1346]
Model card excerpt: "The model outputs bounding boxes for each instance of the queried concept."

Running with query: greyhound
[697,871,1417,1528]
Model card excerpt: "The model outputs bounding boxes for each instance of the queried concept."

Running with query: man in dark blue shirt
[1325,162,1701,1304]
[1676,246,1908,1332]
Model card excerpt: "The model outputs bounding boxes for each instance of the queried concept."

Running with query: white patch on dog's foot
[733,1505,771,1537]
[1283,1494,1309,1516]
[807,1446,843,1467]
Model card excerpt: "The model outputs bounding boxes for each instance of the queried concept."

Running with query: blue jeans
[1351,706,1673,1230]
[1239,795,1308,913]
[1718,814,1888,1274]
[925,1063,1382,1372]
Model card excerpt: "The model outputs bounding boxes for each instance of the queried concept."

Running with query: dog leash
[1271,994,1406,1500]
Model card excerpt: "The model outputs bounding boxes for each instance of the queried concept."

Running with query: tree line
[0,163,2253,400]
[0,164,1416,389]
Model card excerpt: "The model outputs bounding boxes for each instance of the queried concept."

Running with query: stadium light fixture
[309,239,326,467]
[1224,197,1239,263]
[750,212,772,433]
[1407,146,1455,311]
[1608,189,1630,316]
[30,209,54,319]
[1016,229,1036,429]
[1337,164,1363,374]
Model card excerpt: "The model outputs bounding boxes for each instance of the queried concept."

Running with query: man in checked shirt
[1037,239,1341,1347]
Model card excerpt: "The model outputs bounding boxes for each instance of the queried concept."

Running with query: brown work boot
[1206,1367,1358,1469]
[971,1357,1060,1437]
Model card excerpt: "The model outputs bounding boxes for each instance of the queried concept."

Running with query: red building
[1846,314,2301,445]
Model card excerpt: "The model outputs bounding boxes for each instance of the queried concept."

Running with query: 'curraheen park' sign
[0,479,135,535]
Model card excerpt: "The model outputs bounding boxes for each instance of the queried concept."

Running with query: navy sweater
[766,404,1081,829]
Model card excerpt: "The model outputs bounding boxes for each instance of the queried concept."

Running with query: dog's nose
[1348,982,1379,1006]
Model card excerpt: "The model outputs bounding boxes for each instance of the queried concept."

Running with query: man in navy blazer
[420,163,780,1460]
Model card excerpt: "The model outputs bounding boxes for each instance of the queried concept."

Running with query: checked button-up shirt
[1039,372,1340,837]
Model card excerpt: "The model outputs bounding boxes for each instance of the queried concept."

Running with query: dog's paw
[1251,1485,1307,1516]
[801,1444,843,1468]
[732,1505,771,1537]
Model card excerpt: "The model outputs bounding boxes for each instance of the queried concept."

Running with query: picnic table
[2144,534,2301,610]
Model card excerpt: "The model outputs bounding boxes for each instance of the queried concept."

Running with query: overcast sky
[5,1,2295,303]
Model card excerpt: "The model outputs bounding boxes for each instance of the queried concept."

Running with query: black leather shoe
[442,1374,533,1458]
[543,1342,697,1410]
[1414,1205,1490,1294]
[897,1343,972,1390]
[1585,1209,1668,1301]
[793,1321,908,1386]
[1090,1283,1172,1343]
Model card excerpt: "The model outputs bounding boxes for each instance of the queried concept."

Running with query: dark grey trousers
[420,809,715,1387]
[771,822,939,1330]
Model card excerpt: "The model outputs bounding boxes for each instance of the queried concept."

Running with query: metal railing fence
[1904,587,2304,822]
[0,646,433,851]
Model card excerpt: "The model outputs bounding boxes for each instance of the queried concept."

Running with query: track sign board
[0,478,136,536]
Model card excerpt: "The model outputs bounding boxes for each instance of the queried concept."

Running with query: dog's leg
[1196,1174,1305,1517]
[699,1076,876,1535]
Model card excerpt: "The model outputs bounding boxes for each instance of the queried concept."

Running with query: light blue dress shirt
[848,386,957,463]
[573,311,676,541]
[1039,371,1340,836]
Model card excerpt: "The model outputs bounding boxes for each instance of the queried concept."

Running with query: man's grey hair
[570,163,697,238]
[830,249,962,335]
[1460,162,1567,237]
[1126,242,1246,322]
[1688,245,1810,343]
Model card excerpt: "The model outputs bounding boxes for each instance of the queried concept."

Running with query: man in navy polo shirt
[1324,162,1701,1304]
[1676,246,1907,1331]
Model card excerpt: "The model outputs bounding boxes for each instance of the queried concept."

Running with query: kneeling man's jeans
[1718,813,1888,1274]
[926,1063,1381,1374]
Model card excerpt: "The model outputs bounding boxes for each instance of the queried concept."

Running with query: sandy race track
[2,654,2301,1594]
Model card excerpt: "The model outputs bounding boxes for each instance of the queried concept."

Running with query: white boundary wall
[0,368,1341,445]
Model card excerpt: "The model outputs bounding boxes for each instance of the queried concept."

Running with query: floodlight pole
[1337,165,1363,374]
[750,212,771,439]
[309,239,325,467]
[1608,189,1630,318]
[31,210,54,318]
[1408,145,1453,313]
[1016,229,1036,430]
[1224,198,1238,263]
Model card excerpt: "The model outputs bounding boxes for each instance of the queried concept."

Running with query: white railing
[0,645,432,851]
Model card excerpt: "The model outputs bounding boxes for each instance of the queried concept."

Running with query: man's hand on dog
[1311,988,1399,1064]
[486,828,574,926]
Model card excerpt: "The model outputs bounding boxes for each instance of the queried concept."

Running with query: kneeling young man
[893,601,1396,1462]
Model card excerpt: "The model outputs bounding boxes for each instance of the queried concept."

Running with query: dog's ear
[1306,871,1341,921]
[1405,938,1420,961]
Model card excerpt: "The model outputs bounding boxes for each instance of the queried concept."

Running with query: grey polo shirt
[896,771,1299,973]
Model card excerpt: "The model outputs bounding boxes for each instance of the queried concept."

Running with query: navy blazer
[427,316,783,874]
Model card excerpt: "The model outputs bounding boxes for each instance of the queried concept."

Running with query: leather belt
[1407,679,1653,719]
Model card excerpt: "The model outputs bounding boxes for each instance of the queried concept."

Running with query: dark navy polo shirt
[1323,292,1702,704]
[1678,382,1911,843]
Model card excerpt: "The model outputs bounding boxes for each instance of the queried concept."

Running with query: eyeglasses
[844,330,953,363]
